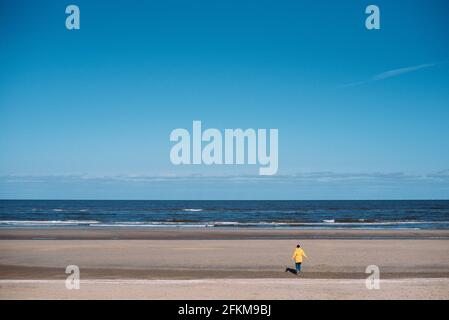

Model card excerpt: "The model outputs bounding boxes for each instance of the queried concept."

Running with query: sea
[0,200,448,230]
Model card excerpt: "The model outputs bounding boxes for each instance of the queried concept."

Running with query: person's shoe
[285,268,289,272]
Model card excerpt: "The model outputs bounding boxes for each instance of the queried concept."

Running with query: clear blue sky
[1,0,448,199]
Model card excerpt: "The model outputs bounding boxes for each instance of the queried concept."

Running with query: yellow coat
[292,248,307,263]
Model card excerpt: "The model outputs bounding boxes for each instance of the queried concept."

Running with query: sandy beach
[1,228,449,299]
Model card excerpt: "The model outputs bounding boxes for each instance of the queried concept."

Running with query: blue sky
[0,0,448,199]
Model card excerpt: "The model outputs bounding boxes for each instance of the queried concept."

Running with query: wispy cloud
[1,171,449,184]
[1,172,448,199]
[340,61,446,88]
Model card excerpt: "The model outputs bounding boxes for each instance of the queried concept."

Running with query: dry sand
[0,228,448,299]
[2,278,448,300]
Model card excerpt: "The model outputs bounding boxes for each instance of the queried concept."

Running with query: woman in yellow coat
[291,244,307,274]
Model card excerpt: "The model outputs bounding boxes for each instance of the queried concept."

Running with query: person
[291,244,307,274]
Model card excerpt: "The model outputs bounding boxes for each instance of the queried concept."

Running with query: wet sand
[1,227,448,240]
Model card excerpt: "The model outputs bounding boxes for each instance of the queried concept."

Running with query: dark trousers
[295,262,302,272]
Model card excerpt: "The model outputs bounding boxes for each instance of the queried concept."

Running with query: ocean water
[1,200,449,229]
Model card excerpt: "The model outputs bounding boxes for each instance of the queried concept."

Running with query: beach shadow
[285,267,298,275]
